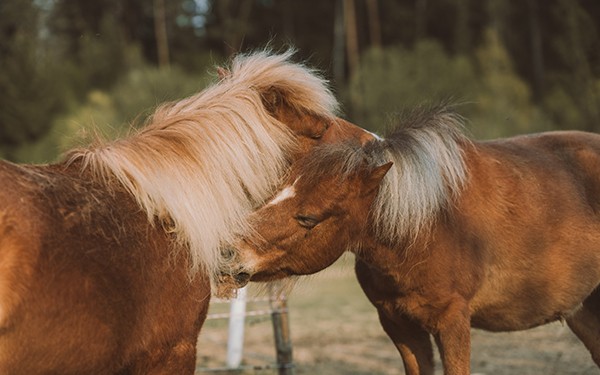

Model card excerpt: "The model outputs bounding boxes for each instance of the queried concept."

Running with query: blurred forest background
[1,0,599,163]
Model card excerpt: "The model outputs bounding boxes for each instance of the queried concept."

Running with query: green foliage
[541,86,586,132]
[11,64,212,164]
[0,0,68,159]
[39,66,212,161]
[346,31,549,139]
[47,0,138,88]
[2,0,600,161]
[346,40,478,133]
[75,17,129,90]
[469,29,548,139]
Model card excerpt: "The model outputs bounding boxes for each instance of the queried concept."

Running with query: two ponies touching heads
[4,42,597,375]
[0,49,372,374]
[227,104,600,375]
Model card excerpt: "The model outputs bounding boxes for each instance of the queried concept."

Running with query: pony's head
[226,104,469,286]
[67,49,374,291]
[214,49,374,153]
[226,142,392,285]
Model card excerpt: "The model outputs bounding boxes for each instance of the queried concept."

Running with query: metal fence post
[269,283,294,375]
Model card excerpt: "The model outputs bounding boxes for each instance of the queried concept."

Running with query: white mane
[68,49,339,284]
[370,108,469,244]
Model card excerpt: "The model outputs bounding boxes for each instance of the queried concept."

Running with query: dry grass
[196,254,599,374]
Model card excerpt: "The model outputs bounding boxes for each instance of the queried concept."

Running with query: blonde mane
[67,49,339,284]
[370,106,469,244]
[291,105,468,246]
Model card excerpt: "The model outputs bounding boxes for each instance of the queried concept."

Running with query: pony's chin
[214,273,250,298]
[234,272,251,286]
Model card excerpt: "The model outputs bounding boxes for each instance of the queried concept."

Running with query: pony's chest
[355,259,447,320]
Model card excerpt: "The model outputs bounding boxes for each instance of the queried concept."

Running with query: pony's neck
[65,102,295,286]
[365,107,469,246]
[370,140,468,246]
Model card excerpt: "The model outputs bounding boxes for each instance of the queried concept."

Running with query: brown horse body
[230,107,600,374]
[355,130,600,374]
[0,160,210,374]
[0,50,371,374]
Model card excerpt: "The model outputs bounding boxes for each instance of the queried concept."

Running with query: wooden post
[269,283,294,375]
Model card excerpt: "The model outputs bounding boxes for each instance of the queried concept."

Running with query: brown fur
[0,160,210,374]
[0,50,373,373]
[0,119,369,374]
[230,111,600,374]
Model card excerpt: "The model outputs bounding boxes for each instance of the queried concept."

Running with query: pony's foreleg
[378,312,434,375]
[432,299,471,375]
[566,288,600,367]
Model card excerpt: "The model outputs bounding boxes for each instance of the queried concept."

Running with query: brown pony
[228,105,600,375]
[0,50,372,374]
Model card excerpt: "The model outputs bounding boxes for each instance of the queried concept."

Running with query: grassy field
[196,254,599,375]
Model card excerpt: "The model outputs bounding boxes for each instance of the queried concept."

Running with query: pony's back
[0,160,209,374]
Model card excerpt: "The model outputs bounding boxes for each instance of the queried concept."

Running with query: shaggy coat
[231,105,600,375]
[0,50,371,374]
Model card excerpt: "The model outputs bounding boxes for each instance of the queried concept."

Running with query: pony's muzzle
[234,271,251,286]
[218,246,253,288]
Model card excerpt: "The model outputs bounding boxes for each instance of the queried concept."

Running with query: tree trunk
[366,0,381,48]
[454,0,470,54]
[527,0,544,101]
[333,0,346,86]
[344,0,359,77]
[415,0,427,41]
[153,0,169,68]
[283,0,294,40]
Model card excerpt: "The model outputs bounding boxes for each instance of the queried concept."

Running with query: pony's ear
[262,87,283,114]
[362,162,393,197]
[217,67,230,80]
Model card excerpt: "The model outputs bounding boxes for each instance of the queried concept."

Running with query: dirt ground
[196,254,599,375]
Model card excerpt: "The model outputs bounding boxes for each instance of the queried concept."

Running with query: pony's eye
[310,129,325,139]
[295,214,320,229]
[310,122,329,139]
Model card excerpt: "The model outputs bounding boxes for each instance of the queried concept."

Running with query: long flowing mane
[303,104,468,245]
[370,105,469,243]
[66,50,339,283]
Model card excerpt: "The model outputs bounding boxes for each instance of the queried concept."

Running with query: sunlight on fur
[67,49,340,287]
[369,105,469,245]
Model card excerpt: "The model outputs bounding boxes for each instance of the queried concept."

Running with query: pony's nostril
[235,272,251,285]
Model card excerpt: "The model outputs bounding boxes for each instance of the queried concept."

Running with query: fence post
[226,286,247,368]
[269,283,294,375]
